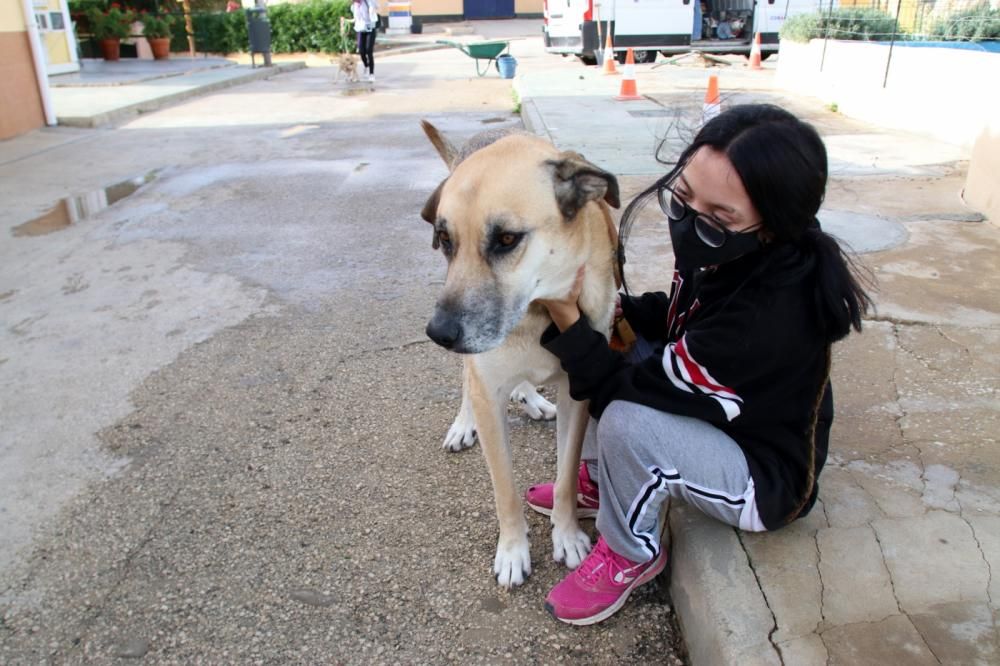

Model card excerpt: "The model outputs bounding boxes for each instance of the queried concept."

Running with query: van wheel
[578,54,597,66]
[636,49,657,64]
[615,49,656,64]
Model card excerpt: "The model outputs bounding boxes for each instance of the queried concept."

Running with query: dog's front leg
[468,363,531,588]
[551,375,592,569]
[442,363,477,452]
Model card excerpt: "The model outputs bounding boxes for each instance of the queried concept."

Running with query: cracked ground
[737,170,1000,665]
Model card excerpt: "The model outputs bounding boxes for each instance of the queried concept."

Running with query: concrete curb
[669,505,781,665]
[517,97,550,142]
[56,62,306,129]
[49,62,238,88]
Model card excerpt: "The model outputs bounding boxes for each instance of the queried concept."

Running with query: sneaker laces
[576,538,636,585]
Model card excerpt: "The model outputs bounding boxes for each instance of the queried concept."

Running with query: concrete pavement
[2,29,689,663]
[3,18,998,664]
[49,58,307,128]
[44,21,515,129]
[514,39,999,665]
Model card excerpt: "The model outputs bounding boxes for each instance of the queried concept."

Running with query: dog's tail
[420,120,459,171]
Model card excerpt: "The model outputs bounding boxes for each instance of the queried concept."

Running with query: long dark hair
[618,103,873,344]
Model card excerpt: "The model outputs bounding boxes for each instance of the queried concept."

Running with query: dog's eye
[492,231,524,254]
[438,230,453,252]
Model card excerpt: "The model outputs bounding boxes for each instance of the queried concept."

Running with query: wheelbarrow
[436,39,510,77]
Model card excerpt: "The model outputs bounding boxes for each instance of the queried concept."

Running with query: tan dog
[420,121,620,587]
[332,53,360,83]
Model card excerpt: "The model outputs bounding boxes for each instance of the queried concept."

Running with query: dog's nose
[426,313,462,349]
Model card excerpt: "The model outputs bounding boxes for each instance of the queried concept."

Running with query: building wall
[776,39,1000,148]
[411,0,463,16]
[406,0,542,17]
[514,0,541,15]
[777,39,1000,225]
[279,0,542,18]
[0,0,46,140]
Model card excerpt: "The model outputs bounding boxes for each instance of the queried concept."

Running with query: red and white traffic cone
[614,48,643,101]
[602,30,619,75]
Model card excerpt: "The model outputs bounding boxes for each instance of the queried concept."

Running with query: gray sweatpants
[582,336,766,563]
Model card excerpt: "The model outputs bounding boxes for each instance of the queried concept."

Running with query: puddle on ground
[12,171,158,238]
[481,117,509,124]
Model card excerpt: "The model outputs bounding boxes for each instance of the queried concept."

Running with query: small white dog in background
[332,53,360,83]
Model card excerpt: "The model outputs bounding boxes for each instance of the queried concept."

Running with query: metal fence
[795,0,1000,87]
[807,0,1000,42]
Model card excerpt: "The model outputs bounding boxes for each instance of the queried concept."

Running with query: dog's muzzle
[426,311,463,350]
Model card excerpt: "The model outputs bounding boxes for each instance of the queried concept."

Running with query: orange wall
[0,30,46,140]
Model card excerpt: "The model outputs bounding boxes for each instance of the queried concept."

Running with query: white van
[543,0,821,65]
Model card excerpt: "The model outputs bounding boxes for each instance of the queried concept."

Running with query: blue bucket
[496,54,517,79]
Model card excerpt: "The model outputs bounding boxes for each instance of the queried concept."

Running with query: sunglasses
[657,179,757,249]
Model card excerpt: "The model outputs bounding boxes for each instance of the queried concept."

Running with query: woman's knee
[595,401,647,459]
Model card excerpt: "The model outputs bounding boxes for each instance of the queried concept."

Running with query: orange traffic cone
[749,32,762,70]
[702,74,721,123]
[614,48,643,101]
[602,31,619,75]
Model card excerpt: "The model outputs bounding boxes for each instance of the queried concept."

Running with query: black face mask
[668,209,763,272]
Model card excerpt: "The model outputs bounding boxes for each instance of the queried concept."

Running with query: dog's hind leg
[510,382,556,421]
[442,363,477,452]
[468,362,531,588]
[550,375,591,569]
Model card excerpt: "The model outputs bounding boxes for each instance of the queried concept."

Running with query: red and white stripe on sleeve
[662,334,743,421]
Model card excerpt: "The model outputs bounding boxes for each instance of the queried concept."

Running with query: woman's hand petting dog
[534,266,585,332]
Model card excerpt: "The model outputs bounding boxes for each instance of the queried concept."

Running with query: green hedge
[269,0,353,53]
[781,8,901,43]
[929,4,1000,41]
[169,11,246,53]
[170,0,353,54]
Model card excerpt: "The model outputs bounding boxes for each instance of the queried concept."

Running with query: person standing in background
[352,0,379,82]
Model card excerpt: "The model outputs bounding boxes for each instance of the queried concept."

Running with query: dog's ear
[421,179,446,249]
[421,120,459,171]
[547,152,621,221]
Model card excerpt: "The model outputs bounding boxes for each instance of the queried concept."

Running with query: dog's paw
[494,537,532,588]
[511,385,556,421]
[442,418,477,452]
[552,524,592,570]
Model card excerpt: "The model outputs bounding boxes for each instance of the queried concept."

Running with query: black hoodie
[541,243,832,530]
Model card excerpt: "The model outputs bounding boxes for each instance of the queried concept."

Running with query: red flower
[110,2,120,8]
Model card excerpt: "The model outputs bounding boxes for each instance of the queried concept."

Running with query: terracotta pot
[148,37,170,60]
[99,38,121,61]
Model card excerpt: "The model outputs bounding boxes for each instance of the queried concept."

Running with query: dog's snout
[426,312,463,350]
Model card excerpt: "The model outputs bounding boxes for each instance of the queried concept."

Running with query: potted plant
[86,3,136,61]
[139,10,175,59]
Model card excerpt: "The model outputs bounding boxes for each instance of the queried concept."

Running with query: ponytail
[797,225,874,344]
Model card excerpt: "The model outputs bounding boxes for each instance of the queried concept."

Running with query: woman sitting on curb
[527,104,873,625]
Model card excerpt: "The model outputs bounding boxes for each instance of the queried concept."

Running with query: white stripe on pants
[583,397,766,563]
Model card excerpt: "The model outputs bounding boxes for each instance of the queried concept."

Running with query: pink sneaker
[525,462,600,519]
[545,536,667,625]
